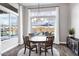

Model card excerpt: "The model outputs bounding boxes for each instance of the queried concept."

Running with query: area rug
[17,47,60,56]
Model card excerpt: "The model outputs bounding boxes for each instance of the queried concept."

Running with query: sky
[0,14,17,25]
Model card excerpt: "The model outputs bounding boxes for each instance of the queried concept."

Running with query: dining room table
[29,35,47,55]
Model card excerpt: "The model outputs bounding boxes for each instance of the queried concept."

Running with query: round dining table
[30,35,47,43]
[30,35,47,55]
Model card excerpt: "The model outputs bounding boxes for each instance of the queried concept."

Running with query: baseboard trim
[60,42,66,44]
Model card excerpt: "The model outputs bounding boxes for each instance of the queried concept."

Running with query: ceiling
[21,3,59,8]
[21,3,69,9]
[22,3,52,6]
[0,3,18,13]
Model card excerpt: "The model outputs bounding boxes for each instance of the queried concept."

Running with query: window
[0,12,18,52]
[0,13,18,41]
[0,13,10,41]
[30,8,56,35]
[10,14,18,37]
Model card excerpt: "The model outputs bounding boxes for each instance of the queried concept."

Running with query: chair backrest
[23,36,30,47]
[29,33,34,37]
[45,36,54,47]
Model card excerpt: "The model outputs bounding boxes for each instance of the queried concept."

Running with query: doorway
[0,6,18,53]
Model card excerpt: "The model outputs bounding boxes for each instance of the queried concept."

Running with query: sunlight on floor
[1,37,18,53]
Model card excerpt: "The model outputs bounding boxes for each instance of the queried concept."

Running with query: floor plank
[2,44,76,56]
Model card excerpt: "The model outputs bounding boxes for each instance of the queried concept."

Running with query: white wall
[23,3,70,43]
[70,3,79,39]
[59,4,70,43]
[18,5,23,44]
[23,7,29,36]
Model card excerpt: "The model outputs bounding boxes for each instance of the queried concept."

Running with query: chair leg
[45,49,47,56]
[24,46,26,54]
[40,47,41,55]
[36,46,38,53]
[51,47,53,55]
[29,49,31,56]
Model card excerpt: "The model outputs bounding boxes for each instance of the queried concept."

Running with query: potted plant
[68,28,75,37]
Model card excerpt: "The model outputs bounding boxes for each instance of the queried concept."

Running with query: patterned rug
[17,47,60,56]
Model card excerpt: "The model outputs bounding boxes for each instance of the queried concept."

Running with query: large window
[0,13,10,41]
[10,14,18,37]
[0,12,18,53]
[0,5,19,53]
[0,13,18,41]
[30,8,56,35]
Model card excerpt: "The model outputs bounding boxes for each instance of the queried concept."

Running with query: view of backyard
[30,8,56,35]
[32,17,55,33]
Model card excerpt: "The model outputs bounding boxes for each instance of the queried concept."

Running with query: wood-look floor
[2,44,76,56]
[59,44,76,56]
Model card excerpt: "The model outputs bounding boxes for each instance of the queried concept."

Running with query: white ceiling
[21,3,59,8]
[9,3,57,9]
[22,3,52,7]
[8,3,69,9]
[22,3,38,7]
[21,3,69,8]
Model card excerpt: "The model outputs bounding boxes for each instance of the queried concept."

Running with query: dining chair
[29,33,35,38]
[39,36,54,56]
[23,36,37,56]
